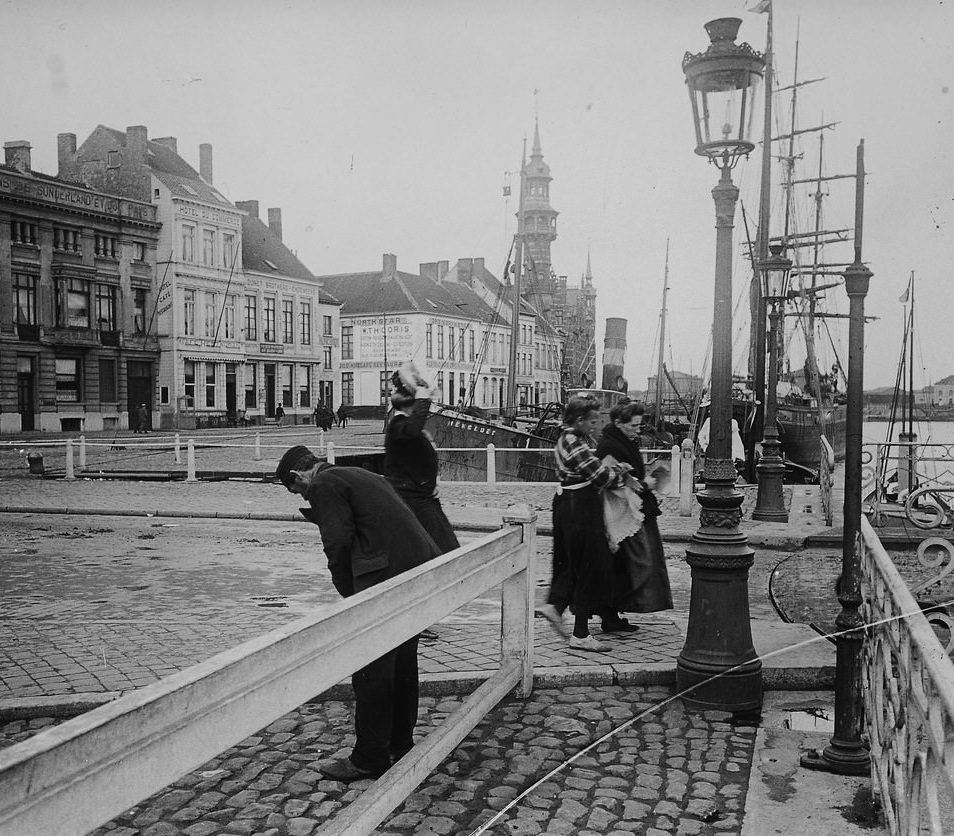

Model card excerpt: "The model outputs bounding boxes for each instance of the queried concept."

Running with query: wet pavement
[0,425,885,834]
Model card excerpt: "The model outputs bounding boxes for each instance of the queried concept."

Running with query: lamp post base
[752,449,789,522]
[800,743,871,776]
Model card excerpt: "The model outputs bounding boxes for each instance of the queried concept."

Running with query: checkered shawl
[554,427,615,488]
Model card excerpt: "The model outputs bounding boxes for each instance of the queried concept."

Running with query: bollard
[64,439,76,481]
[79,435,87,469]
[679,438,694,516]
[486,443,497,485]
[669,444,680,496]
[317,427,325,453]
[326,441,335,464]
[185,439,198,482]
[253,432,262,461]
[27,451,44,475]
[174,433,181,464]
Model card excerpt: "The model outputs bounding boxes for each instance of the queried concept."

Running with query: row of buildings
[0,123,597,433]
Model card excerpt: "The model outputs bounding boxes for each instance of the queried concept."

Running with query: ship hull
[776,401,847,470]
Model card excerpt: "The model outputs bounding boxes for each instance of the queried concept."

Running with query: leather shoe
[601,619,639,634]
[535,603,570,639]
[318,757,383,782]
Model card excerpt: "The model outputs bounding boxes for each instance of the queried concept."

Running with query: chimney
[126,125,148,160]
[199,143,213,184]
[153,136,178,154]
[382,253,397,282]
[267,207,283,240]
[472,258,484,276]
[235,199,259,219]
[420,262,438,282]
[438,260,449,282]
[4,141,32,173]
[455,257,473,287]
[57,133,76,174]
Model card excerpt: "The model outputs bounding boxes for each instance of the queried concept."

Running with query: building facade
[0,140,160,433]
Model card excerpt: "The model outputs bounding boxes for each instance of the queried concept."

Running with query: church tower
[519,119,559,315]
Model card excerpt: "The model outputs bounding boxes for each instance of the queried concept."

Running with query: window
[95,235,117,257]
[282,364,293,408]
[437,325,444,359]
[448,326,455,360]
[223,295,236,340]
[183,289,196,336]
[449,372,455,404]
[322,315,333,337]
[263,297,276,342]
[426,324,433,358]
[341,372,354,405]
[222,232,236,268]
[323,346,332,368]
[244,295,257,340]
[205,362,216,408]
[55,358,81,402]
[57,278,90,328]
[134,241,146,261]
[184,361,196,406]
[10,220,37,245]
[299,302,311,345]
[181,224,195,262]
[245,364,257,408]
[54,227,80,252]
[202,229,216,266]
[282,300,294,344]
[341,325,353,359]
[469,330,475,361]
[379,371,390,405]
[437,372,444,402]
[95,284,116,331]
[204,292,218,338]
[99,359,117,402]
[298,365,311,408]
[13,273,36,324]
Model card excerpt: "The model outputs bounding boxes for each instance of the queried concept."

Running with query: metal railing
[0,506,537,836]
[819,434,835,526]
[861,516,954,834]
[869,441,954,528]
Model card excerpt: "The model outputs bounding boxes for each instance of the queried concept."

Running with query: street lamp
[753,244,792,522]
[677,18,765,712]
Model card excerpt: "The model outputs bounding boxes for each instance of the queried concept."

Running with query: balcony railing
[861,516,954,834]
[16,322,40,341]
[99,329,121,347]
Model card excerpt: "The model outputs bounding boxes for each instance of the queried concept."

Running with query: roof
[933,375,954,386]
[241,214,339,304]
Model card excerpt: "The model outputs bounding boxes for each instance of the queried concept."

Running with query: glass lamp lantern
[683,18,765,166]
[762,244,793,300]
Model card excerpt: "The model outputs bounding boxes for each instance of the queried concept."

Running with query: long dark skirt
[548,486,618,614]
[399,494,460,555]
[614,515,673,613]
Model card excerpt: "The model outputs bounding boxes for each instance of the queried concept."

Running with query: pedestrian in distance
[274,404,285,428]
[134,403,149,434]
[536,395,636,652]
[336,402,350,428]
[276,444,441,782]
[595,399,673,616]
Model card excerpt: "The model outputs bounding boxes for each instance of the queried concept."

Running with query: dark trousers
[351,635,420,772]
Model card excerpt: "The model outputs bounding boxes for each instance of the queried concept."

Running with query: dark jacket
[384,399,439,498]
[300,463,440,597]
[596,423,660,518]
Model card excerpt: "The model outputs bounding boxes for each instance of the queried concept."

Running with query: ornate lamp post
[677,18,765,712]
[753,245,792,522]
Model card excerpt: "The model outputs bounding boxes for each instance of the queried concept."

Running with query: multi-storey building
[560,254,598,390]
[0,140,160,433]
[236,200,340,423]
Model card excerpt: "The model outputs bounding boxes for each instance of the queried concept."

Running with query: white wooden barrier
[0,506,537,836]
[63,439,75,481]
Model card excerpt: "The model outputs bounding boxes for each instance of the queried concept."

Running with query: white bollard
[317,427,325,453]
[486,443,497,485]
[64,439,76,481]
[79,435,87,469]
[326,441,336,464]
[174,433,181,464]
[253,432,262,461]
[186,439,198,482]
[679,438,695,516]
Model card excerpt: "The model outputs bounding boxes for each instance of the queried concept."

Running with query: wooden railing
[0,507,537,836]
[861,516,954,834]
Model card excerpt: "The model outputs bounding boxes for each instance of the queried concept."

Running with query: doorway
[264,363,276,417]
[17,356,36,432]
[127,360,154,430]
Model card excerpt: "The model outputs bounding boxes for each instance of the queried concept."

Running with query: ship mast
[505,139,527,423]
[654,239,670,432]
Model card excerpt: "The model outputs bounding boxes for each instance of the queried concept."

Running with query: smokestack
[4,141,32,173]
[199,143,213,184]
[126,126,148,160]
[235,199,259,219]
[601,317,628,391]
[57,133,76,174]
[267,208,283,240]
[382,253,397,282]
[153,136,178,154]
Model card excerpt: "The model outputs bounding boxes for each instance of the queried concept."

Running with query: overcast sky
[6,0,952,391]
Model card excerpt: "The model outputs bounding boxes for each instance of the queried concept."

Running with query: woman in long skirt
[596,399,673,615]
[537,396,635,652]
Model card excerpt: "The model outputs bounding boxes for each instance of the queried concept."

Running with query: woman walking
[537,396,636,652]
[596,400,673,615]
